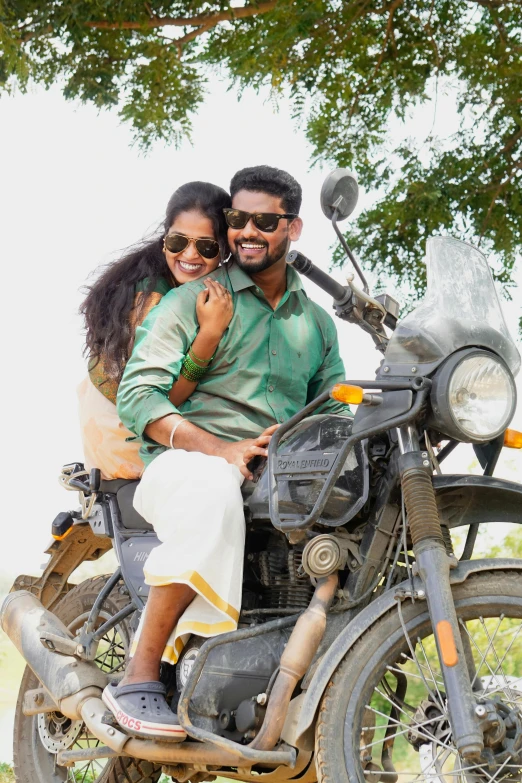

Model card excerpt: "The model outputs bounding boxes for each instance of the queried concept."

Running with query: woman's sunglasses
[164,233,220,260]
[223,209,298,233]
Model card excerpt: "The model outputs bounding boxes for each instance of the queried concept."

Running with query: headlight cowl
[430,349,516,443]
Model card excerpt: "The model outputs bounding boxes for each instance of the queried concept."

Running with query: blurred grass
[0,629,25,711]
[0,763,14,783]
[0,764,232,783]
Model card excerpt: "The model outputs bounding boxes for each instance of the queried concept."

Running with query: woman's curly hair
[80,181,231,381]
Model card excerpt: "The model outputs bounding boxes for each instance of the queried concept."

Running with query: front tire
[13,575,162,783]
[316,570,522,783]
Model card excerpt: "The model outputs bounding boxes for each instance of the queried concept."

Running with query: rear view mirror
[320,169,359,221]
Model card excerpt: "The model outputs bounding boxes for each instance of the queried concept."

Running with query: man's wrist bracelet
[169,418,188,449]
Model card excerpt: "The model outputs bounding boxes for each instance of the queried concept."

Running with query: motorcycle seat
[100,477,257,533]
[101,479,153,532]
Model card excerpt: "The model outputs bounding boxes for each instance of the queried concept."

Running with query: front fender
[434,474,522,529]
[295,557,522,748]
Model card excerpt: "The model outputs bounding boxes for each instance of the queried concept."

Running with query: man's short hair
[230,165,302,215]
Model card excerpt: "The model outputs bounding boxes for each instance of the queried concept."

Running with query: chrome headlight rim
[430,348,517,444]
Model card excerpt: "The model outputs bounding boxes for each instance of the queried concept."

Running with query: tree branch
[347,0,404,121]
[84,1,278,31]
[470,0,522,8]
[375,0,403,70]
[173,22,214,54]
[479,160,522,240]
[18,2,278,46]
[19,24,54,44]
[499,126,522,156]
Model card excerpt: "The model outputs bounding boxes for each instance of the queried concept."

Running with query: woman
[79,181,233,480]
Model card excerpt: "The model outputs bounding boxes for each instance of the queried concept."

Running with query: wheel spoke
[460,618,519,705]
[387,664,444,690]
[490,623,522,683]
[398,649,445,703]
[478,677,522,706]
[374,686,416,722]
[66,623,127,781]
[362,709,450,751]
[94,632,126,674]
[17,580,142,783]
[349,608,522,782]
[479,616,512,695]
[416,637,447,713]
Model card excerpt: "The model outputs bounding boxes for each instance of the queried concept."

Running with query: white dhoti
[130,449,245,664]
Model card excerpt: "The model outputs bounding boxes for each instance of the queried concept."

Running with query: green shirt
[117,262,350,466]
[134,276,173,296]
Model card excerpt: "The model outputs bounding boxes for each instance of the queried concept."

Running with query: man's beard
[231,236,289,274]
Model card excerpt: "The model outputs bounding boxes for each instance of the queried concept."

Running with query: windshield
[383,236,520,377]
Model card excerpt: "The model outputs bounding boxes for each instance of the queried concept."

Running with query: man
[106,165,349,740]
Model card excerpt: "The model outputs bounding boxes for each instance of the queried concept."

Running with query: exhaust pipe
[1,591,107,719]
[249,572,338,750]
[2,591,298,769]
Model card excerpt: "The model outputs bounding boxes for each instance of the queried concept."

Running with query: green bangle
[189,346,215,365]
[180,354,208,382]
[180,366,203,382]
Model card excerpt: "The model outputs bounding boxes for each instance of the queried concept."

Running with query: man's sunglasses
[223,209,298,233]
[164,233,220,260]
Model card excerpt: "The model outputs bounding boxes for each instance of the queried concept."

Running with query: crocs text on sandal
[102,681,187,741]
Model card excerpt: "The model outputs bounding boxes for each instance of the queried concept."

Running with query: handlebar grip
[286,250,348,303]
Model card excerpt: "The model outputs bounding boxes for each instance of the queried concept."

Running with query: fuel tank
[247,414,368,528]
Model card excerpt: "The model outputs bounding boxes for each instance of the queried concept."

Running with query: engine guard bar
[177,614,300,765]
[268,377,431,532]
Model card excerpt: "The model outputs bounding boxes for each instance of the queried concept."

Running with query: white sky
[0,75,521,578]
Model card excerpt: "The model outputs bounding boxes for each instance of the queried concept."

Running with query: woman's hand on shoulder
[196,278,234,340]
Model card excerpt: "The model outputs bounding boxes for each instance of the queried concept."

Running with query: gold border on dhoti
[143,569,240,622]
[129,569,240,664]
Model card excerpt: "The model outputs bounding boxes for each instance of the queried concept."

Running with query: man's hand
[147,416,279,480]
[217,424,279,480]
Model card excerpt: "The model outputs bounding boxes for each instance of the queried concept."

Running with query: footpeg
[101,710,119,727]
[39,632,79,657]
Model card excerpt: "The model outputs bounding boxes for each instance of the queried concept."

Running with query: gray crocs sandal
[102,680,187,741]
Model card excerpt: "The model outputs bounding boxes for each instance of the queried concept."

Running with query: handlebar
[286,250,350,304]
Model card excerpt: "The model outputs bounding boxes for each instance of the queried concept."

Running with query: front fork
[397,426,484,759]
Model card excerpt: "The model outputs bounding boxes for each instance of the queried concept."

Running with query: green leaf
[1,0,521,321]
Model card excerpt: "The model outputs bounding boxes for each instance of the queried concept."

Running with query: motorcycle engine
[244,532,313,612]
[177,625,292,742]
[177,534,311,741]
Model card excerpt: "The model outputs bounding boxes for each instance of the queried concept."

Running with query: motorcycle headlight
[430,349,516,443]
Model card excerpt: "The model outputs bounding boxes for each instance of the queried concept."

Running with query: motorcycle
[3,169,522,783]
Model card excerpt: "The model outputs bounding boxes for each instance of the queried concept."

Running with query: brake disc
[37,711,84,754]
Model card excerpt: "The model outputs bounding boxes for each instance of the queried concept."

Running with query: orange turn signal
[504,429,522,449]
[331,383,364,405]
[52,526,74,542]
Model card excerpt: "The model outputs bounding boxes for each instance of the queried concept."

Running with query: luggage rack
[59,462,100,519]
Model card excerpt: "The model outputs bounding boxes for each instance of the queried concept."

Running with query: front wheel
[13,575,163,783]
[316,570,522,783]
